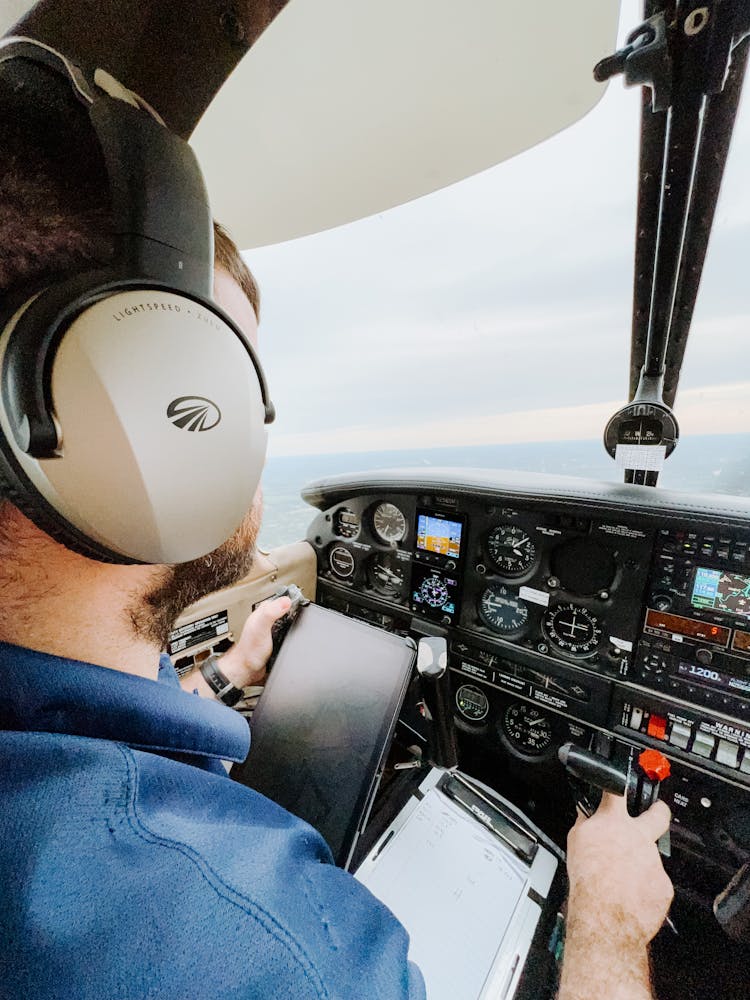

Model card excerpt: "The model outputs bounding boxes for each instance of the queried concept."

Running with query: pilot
[0,43,673,1000]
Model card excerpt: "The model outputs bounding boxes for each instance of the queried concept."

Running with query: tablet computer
[232,602,416,869]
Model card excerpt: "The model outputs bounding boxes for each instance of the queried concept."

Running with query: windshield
[250,0,750,549]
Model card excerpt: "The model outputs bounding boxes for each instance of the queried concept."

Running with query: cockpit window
[251,0,750,550]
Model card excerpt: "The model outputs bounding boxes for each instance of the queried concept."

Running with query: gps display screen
[416,512,463,559]
[691,567,750,619]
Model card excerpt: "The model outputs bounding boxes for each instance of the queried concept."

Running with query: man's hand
[558,792,673,1000]
[567,791,673,944]
[180,596,291,700]
[218,596,292,689]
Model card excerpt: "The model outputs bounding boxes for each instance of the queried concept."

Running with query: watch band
[199,653,244,707]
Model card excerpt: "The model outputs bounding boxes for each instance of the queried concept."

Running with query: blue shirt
[0,641,425,999]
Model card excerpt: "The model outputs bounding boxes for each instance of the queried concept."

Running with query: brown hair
[213,221,260,321]
[0,105,258,314]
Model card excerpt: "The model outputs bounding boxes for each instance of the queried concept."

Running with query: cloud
[267,381,750,456]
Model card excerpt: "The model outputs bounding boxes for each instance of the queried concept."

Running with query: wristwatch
[199,653,245,707]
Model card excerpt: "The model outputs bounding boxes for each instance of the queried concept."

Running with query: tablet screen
[233,603,416,868]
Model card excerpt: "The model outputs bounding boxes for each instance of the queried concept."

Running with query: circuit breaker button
[669,722,692,750]
[692,731,715,759]
[647,714,667,740]
[716,739,739,769]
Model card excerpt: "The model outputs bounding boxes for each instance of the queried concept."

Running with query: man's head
[0,87,266,650]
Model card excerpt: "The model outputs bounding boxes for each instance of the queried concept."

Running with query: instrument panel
[312,488,652,675]
[303,470,750,871]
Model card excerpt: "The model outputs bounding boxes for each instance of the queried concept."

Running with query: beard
[128,494,263,650]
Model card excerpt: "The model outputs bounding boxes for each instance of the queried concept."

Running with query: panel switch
[716,739,740,769]
[630,707,643,731]
[692,731,715,759]
[669,722,692,751]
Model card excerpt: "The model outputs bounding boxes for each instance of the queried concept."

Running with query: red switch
[639,748,671,782]
[646,714,667,741]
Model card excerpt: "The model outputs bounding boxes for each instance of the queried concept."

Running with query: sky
[245,0,750,461]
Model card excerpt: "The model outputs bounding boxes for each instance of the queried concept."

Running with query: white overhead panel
[0,1,30,32]
[193,0,621,248]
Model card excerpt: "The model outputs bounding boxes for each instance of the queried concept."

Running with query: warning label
[168,610,230,654]
[598,524,647,540]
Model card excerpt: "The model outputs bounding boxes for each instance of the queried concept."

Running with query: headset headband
[0,36,213,295]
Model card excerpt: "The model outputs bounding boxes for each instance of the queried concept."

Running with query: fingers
[634,799,671,842]
[593,791,671,842]
[237,596,292,652]
[596,790,629,816]
[245,596,292,634]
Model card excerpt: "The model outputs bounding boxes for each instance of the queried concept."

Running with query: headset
[0,37,274,565]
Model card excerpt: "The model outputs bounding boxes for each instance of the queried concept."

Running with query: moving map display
[692,567,750,619]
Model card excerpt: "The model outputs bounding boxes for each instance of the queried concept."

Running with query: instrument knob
[652,593,673,612]
[696,647,713,665]
[638,749,671,782]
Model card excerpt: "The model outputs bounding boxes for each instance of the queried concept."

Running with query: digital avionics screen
[416,512,463,559]
[692,566,750,618]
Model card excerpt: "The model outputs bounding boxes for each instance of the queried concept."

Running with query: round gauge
[455,684,490,723]
[329,545,355,579]
[418,574,449,608]
[478,584,529,634]
[543,603,602,657]
[333,506,360,539]
[502,703,554,756]
[368,553,406,598]
[372,502,407,544]
[487,524,537,576]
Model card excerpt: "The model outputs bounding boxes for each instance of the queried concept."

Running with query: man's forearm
[558,911,654,1000]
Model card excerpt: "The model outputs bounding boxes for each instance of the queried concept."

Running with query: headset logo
[167,396,222,432]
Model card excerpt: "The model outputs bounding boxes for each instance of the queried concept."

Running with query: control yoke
[558,742,671,817]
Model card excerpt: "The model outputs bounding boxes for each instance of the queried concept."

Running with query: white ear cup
[0,290,266,563]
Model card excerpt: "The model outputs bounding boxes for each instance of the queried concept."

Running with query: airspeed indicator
[373,502,407,543]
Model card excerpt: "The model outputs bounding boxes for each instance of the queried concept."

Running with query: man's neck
[0,507,165,680]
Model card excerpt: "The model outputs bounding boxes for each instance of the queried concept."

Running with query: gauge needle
[566,614,588,633]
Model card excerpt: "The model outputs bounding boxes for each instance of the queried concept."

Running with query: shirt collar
[0,641,250,763]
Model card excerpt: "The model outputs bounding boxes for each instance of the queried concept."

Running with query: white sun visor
[193,0,621,248]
